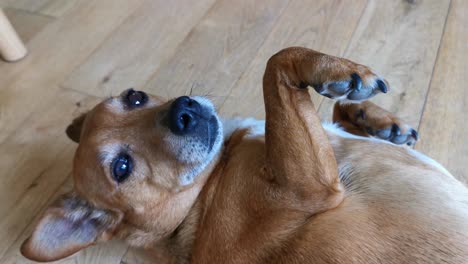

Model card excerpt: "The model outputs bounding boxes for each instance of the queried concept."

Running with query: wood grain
[416,0,467,184]
[35,0,79,17]
[141,0,289,104]
[317,0,450,128]
[0,0,52,14]
[0,0,76,18]
[62,0,217,97]
[219,0,367,118]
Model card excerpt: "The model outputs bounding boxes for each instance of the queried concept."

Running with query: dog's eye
[112,153,132,183]
[125,89,148,107]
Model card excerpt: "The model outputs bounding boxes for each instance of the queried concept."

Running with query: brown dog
[21,47,468,263]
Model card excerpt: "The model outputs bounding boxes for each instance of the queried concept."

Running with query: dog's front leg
[263,47,386,214]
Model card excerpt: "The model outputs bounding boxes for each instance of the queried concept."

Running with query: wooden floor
[0,0,466,263]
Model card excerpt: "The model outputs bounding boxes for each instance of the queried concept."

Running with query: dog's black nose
[168,96,201,135]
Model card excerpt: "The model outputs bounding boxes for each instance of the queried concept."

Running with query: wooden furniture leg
[0,8,27,62]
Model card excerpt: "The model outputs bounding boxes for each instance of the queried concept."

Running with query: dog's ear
[21,193,121,262]
[66,113,87,143]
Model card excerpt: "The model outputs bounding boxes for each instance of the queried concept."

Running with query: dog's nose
[168,96,201,135]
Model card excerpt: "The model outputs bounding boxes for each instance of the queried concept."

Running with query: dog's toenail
[410,129,419,140]
[377,79,388,93]
[391,124,401,136]
[350,73,362,91]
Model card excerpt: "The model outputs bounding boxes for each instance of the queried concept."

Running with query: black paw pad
[350,73,362,92]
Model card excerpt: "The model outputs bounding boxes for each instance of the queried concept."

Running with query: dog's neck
[162,129,245,263]
[164,156,226,263]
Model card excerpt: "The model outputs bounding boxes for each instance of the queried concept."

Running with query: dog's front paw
[311,66,388,101]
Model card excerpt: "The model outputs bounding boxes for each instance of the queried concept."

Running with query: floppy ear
[21,193,121,262]
[66,113,87,143]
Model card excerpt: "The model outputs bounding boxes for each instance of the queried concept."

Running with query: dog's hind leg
[262,47,387,214]
[332,101,419,146]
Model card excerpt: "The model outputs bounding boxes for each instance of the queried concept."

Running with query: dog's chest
[189,138,304,263]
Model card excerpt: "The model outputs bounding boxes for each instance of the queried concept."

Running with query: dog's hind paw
[369,123,418,146]
[372,122,418,146]
[336,101,419,146]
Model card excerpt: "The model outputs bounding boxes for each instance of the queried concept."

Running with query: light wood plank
[0,0,52,14]
[0,0,79,18]
[2,8,52,43]
[62,0,216,97]
[416,0,467,184]
[0,0,78,17]
[219,0,367,118]
[0,0,144,143]
[36,0,79,17]
[317,0,450,128]
[141,0,290,103]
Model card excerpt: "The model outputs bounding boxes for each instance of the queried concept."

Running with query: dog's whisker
[189,85,194,96]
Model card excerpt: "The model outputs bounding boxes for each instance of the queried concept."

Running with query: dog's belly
[288,124,468,263]
[294,138,467,263]
[211,119,468,263]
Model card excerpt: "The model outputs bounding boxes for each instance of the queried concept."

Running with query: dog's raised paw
[313,71,387,101]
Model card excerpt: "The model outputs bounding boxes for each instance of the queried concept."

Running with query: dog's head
[21,89,223,262]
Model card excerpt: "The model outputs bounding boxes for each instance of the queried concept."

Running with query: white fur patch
[221,117,265,139]
[322,122,453,177]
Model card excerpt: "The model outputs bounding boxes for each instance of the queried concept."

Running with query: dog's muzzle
[167,96,220,151]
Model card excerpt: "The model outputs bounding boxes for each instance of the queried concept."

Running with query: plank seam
[415,0,452,143]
